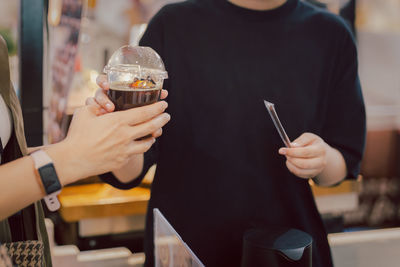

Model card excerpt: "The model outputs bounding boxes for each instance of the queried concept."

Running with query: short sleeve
[322,27,366,180]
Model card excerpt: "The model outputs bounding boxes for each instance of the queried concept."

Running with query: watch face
[38,163,62,194]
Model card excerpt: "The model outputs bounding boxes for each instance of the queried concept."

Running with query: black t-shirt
[102,0,366,266]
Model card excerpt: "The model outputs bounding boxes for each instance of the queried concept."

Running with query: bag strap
[0,35,47,265]
[0,35,27,156]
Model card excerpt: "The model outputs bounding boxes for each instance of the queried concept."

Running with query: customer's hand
[87,74,169,115]
[52,102,170,184]
[86,74,168,139]
[278,133,328,179]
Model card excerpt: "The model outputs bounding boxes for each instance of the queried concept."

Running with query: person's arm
[88,75,167,184]
[28,145,146,183]
[90,10,167,185]
[279,21,365,187]
[86,76,146,184]
[0,102,170,220]
[315,145,347,186]
[98,149,159,189]
[0,142,82,221]
[110,154,144,183]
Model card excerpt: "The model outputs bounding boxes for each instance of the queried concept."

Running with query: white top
[0,94,13,149]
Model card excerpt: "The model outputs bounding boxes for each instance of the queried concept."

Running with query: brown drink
[104,46,167,140]
[104,46,168,112]
[108,82,161,111]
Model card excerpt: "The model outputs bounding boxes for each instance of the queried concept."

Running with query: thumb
[291,132,316,147]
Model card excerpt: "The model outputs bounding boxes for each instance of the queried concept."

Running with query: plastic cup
[103,45,168,111]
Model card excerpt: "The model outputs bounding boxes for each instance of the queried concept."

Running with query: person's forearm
[0,143,82,220]
[0,156,45,220]
[111,154,144,183]
[314,145,347,187]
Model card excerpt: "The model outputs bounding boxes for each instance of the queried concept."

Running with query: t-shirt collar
[213,0,299,21]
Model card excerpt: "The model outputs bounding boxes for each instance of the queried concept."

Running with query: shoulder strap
[0,36,50,266]
[0,35,27,156]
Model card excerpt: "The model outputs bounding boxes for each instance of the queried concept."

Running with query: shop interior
[1,0,400,266]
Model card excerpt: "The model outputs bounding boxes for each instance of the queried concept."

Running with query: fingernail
[155,113,170,123]
[279,148,287,155]
[161,101,168,109]
[152,138,156,144]
[163,113,171,121]
[105,103,112,110]
[102,81,108,88]
[291,142,299,147]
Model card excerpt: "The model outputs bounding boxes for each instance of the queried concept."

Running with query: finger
[160,89,168,100]
[286,156,326,170]
[115,101,169,126]
[85,97,107,115]
[95,88,115,112]
[286,160,318,179]
[279,145,324,158]
[152,128,163,138]
[85,97,101,114]
[291,132,317,147]
[96,74,109,90]
[128,113,170,139]
[127,137,156,155]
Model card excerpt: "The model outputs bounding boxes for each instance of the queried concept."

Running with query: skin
[91,0,348,187]
[85,75,169,182]
[279,133,347,186]
[0,102,170,220]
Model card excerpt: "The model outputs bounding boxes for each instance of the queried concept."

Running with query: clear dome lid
[104,45,168,89]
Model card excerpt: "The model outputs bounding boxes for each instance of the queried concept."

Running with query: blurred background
[1,0,400,266]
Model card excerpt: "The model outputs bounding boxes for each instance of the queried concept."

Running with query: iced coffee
[104,46,168,111]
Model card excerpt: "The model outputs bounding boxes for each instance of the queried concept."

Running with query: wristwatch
[31,150,62,211]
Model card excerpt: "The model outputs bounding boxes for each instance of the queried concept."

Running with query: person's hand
[278,133,328,179]
[86,74,169,115]
[86,74,168,139]
[49,102,170,184]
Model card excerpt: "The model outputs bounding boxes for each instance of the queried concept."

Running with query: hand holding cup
[87,46,169,139]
